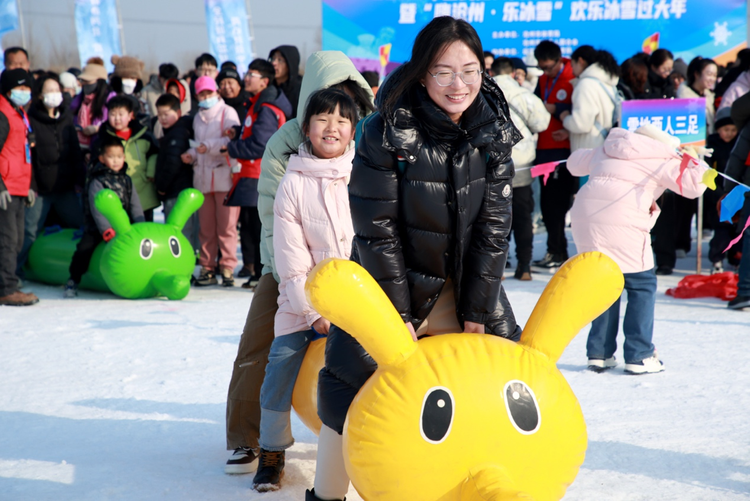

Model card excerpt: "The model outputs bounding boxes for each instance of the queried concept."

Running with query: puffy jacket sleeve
[657,154,709,199]
[258,119,304,281]
[273,177,320,326]
[203,106,239,154]
[724,121,750,191]
[459,152,513,324]
[522,91,551,134]
[562,80,599,134]
[155,128,190,194]
[349,114,412,322]
[227,106,280,160]
[566,148,596,177]
[145,132,159,179]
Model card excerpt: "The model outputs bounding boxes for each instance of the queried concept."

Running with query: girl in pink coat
[181,76,241,286]
[252,89,358,492]
[567,125,708,374]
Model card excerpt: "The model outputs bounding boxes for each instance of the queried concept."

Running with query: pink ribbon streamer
[531,161,562,186]
[724,215,750,254]
[676,154,696,196]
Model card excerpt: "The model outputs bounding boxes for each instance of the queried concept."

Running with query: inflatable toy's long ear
[305,258,416,367]
[520,252,624,363]
[94,189,132,235]
[167,189,204,230]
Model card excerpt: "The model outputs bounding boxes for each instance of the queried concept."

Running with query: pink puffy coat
[568,128,708,274]
[187,99,240,194]
[273,145,356,337]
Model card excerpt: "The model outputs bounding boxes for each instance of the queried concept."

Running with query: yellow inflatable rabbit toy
[304,252,624,501]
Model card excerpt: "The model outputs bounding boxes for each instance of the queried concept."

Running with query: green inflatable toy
[25,188,204,300]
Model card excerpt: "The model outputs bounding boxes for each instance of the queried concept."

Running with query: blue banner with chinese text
[205,0,253,73]
[74,0,122,73]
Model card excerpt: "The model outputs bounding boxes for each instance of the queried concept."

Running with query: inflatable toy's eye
[140,239,153,260]
[503,380,540,434]
[169,236,181,257]
[420,386,454,444]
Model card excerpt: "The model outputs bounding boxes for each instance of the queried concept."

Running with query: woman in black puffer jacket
[308,17,523,501]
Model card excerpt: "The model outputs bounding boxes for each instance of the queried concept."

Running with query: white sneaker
[587,356,617,373]
[711,262,724,274]
[625,355,665,374]
[225,447,259,474]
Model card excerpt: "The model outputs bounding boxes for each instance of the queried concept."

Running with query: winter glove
[25,190,36,208]
[0,190,10,210]
[102,228,116,242]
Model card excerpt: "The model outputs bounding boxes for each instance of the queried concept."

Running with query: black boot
[252,449,285,492]
[305,488,345,501]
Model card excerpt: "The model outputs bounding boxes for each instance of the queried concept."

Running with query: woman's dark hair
[330,78,375,116]
[620,56,648,94]
[32,71,61,100]
[381,16,484,115]
[302,88,360,133]
[649,48,674,69]
[571,45,620,78]
[534,40,562,62]
[686,56,717,87]
[90,79,112,121]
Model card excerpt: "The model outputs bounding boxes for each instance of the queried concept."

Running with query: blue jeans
[258,329,315,451]
[737,199,750,296]
[17,191,84,276]
[587,269,657,364]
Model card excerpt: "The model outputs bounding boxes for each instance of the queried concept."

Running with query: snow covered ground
[1,231,749,501]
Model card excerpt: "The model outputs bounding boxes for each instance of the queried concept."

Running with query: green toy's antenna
[167,189,204,230]
[94,189,132,235]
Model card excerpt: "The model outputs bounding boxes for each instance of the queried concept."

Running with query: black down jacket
[318,70,524,434]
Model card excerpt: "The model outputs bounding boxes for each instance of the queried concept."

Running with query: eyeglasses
[246,73,263,79]
[537,60,560,73]
[427,68,482,87]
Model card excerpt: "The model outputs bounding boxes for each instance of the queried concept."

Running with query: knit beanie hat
[1,68,32,94]
[634,123,680,149]
[111,55,144,81]
[216,68,242,87]
[59,72,78,90]
[78,57,108,83]
[672,58,688,79]
[714,106,734,131]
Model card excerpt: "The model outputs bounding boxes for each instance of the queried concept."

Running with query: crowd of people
[1,15,750,499]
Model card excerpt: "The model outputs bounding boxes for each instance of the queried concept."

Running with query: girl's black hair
[330,78,375,116]
[91,78,112,121]
[571,45,620,78]
[686,56,717,87]
[302,88,360,133]
[381,16,485,115]
[649,48,674,69]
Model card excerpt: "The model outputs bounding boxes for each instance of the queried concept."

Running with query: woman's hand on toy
[312,317,331,335]
[463,321,485,334]
[405,321,418,342]
[196,144,208,154]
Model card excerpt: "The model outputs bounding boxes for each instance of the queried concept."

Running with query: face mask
[83,82,97,95]
[121,78,137,95]
[43,92,64,109]
[10,89,31,107]
[198,96,219,109]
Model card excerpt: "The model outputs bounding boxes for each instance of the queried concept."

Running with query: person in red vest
[0,69,39,306]
[532,40,577,271]
[224,59,292,289]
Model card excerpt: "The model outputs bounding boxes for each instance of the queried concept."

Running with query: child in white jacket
[252,89,358,492]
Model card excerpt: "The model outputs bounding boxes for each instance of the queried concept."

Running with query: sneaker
[305,489,341,501]
[221,268,235,287]
[532,253,566,270]
[675,249,687,259]
[241,278,260,290]
[252,449,285,492]
[225,447,258,474]
[0,290,39,306]
[711,262,724,274]
[587,356,617,373]
[728,295,750,310]
[655,265,673,276]
[624,354,665,374]
[514,265,532,281]
[194,267,218,286]
[237,266,252,278]
[63,280,78,298]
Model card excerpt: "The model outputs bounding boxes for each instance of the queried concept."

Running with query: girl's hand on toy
[223,128,236,139]
[463,321,485,334]
[181,153,194,164]
[405,321,418,342]
[312,317,331,335]
[196,144,208,154]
